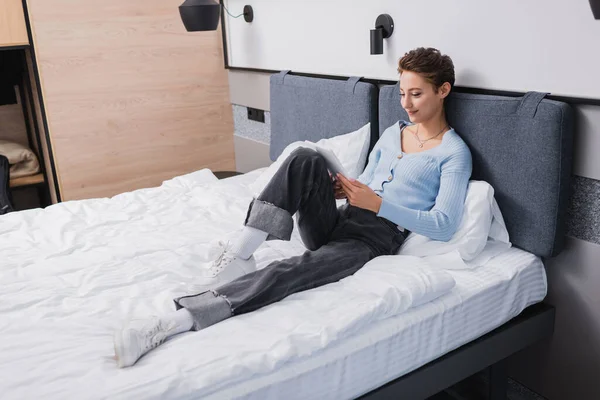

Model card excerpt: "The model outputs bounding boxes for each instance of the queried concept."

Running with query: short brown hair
[398,47,455,90]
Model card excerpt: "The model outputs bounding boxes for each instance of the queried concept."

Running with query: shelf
[0,43,29,50]
[9,173,44,188]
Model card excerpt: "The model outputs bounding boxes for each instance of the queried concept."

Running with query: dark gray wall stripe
[232,104,271,144]
[567,175,600,244]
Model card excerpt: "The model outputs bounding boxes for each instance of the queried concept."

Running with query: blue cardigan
[358,121,472,241]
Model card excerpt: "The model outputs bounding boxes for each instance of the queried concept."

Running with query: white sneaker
[195,241,257,289]
[114,317,175,368]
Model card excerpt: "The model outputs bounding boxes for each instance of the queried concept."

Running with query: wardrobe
[0,0,234,206]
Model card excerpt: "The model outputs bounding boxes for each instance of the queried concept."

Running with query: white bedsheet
[0,169,546,399]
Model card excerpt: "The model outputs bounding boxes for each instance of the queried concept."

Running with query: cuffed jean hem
[244,198,294,241]
[173,290,233,331]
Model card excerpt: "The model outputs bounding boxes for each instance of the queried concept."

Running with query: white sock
[229,226,268,260]
[160,309,194,336]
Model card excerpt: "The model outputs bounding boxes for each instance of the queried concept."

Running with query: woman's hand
[337,174,383,213]
[332,179,347,199]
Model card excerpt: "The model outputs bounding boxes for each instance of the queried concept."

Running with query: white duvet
[1,169,458,399]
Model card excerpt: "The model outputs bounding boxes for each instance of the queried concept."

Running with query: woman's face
[399,71,448,124]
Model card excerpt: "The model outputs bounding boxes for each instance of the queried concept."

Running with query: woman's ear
[438,82,451,99]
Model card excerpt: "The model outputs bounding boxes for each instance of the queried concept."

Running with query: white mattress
[0,169,547,400]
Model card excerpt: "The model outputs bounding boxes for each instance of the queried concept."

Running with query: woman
[114,47,472,368]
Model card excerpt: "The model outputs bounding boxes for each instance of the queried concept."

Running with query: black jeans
[174,148,408,330]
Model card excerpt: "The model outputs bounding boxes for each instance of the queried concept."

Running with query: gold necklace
[412,123,449,148]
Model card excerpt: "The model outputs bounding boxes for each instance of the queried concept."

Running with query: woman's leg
[196,147,342,288]
[114,237,374,368]
[242,146,341,250]
[175,238,374,327]
[114,237,372,368]
[175,207,409,329]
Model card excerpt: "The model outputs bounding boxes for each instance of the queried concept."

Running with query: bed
[0,72,573,399]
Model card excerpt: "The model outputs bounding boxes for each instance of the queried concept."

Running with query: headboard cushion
[269,72,378,161]
[379,84,574,257]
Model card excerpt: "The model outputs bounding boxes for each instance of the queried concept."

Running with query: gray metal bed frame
[269,71,573,399]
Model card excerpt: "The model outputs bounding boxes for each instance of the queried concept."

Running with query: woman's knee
[287,147,326,170]
[289,147,320,161]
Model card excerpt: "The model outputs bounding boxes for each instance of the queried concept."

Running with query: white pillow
[249,122,371,196]
[398,181,511,265]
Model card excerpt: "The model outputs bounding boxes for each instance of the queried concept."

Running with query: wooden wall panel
[26,0,235,200]
[0,0,29,47]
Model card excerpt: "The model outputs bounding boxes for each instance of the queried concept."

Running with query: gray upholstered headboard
[269,71,378,161]
[379,85,574,258]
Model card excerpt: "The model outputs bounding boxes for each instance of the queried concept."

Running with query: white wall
[224,0,600,99]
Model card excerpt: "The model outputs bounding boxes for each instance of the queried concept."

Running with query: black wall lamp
[370,14,394,55]
[591,0,600,19]
[179,0,253,32]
